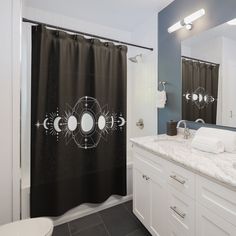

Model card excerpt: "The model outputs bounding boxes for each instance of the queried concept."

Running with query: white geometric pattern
[35,96,126,149]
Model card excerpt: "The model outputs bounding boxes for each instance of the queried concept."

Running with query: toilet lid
[0,218,53,236]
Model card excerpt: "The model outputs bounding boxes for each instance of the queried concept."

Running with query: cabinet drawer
[167,186,195,236]
[196,175,236,227]
[133,151,166,180]
[166,161,195,199]
[196,203,236,236]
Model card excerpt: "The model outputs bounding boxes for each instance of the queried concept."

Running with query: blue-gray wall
[158,0,236,133]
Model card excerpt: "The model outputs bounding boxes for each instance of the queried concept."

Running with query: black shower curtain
[182,59,219,124]
[31,25,127,217]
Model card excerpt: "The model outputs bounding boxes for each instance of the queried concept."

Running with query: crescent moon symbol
[54,117,62,132]
[110,116,114,128]
[118,117,126,127]
[186,94,191,100]
[43,118,49,130]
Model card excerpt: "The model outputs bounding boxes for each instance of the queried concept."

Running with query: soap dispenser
[166,120,177,136]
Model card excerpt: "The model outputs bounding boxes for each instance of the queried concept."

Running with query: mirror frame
[158,0,236,134]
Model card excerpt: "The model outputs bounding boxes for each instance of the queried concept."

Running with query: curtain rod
[181,56,219,66]
[22,18,154,51]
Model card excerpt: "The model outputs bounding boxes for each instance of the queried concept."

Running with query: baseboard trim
[53,194,133,226]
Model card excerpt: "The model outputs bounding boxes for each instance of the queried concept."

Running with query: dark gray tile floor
[53,201,151,236]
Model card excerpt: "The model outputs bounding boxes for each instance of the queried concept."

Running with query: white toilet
[0,217,53,236]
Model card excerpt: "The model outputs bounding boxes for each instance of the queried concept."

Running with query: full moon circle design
[81,112,94,133]
[68,115,77,131]
[192,93,198,101]
[98,115,106,130]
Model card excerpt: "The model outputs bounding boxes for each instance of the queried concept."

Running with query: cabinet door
[196,204,236,236]
[149,177,167,236]
[133,168,149,225]
[167,186,195,236]
[167,221,188,236]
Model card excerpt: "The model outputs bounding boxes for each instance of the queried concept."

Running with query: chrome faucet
[195,118,205,124]
[176,120,190,139]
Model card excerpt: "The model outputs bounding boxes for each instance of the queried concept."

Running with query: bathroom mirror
[181,19,236,127]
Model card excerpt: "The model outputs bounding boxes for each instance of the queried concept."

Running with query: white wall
[0,0,21,225]
[181,45,192,57]
[221,37,236,127]
[0,0,13,225]
[129,13,158,141]
[186,37,222,64]
[23,7,132,43]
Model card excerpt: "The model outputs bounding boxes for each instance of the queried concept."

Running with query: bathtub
[21,162,133,225]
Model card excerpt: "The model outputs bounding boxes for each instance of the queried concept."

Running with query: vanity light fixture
[168,8,205,33]
[227,18,236,25]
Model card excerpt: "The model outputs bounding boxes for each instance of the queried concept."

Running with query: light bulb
[168,21,183,33]
[184,9,205,25]
[227,18,236,25]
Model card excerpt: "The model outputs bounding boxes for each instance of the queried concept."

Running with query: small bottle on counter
[166,120,177,136]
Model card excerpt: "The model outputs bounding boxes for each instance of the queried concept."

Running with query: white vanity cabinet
[133,147,168,236]
[132,145,236,236]
[133,167,149,224]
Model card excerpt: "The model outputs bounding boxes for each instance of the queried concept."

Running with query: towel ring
[159,81,166,91]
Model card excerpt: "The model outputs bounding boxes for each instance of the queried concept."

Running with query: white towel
[156,90,167,108]
[195,127,236,153]
[191,135,224,154]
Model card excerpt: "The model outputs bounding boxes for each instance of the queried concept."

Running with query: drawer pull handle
[170,175,186,185]
[170,206,186,219]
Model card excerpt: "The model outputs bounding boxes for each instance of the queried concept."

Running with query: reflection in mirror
[181,19,236,127]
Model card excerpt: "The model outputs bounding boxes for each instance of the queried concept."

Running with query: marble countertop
[130,133,236,189]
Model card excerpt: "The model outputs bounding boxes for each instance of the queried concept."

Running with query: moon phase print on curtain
[31,25,127,217]
[182,59,219,124]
